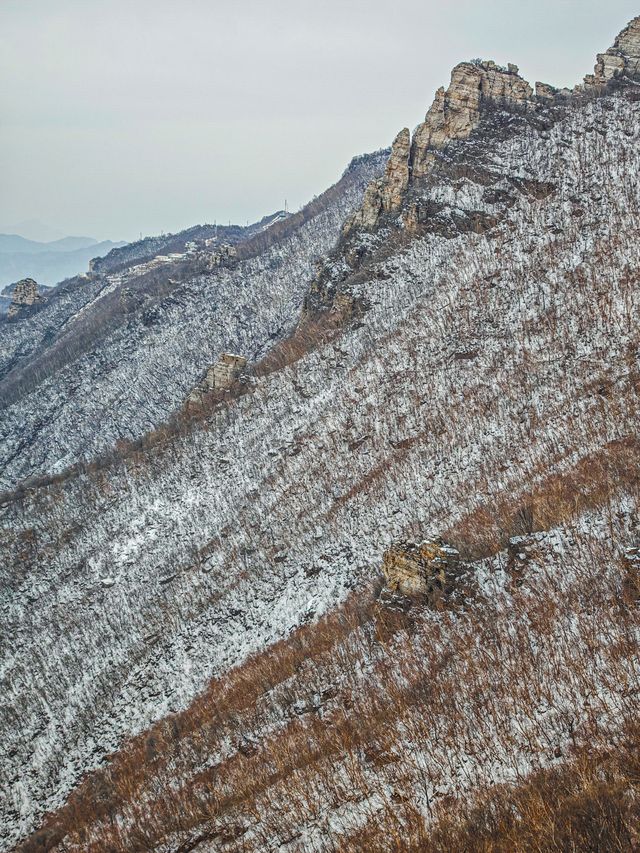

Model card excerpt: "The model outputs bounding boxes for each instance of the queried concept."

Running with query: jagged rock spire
[343,127,410,232]
[585,16,640,86]
[346,60,533,232]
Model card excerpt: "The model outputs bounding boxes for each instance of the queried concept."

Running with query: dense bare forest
[3,14,640,853]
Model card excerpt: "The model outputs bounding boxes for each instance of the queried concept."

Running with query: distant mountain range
[0,233,127,288]
[0,218,70,243]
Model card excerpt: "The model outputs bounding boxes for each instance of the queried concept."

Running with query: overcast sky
[1,0,638,242]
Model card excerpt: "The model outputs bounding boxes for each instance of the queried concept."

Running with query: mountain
[0,164,384,487]
[0,238,127,290]
[3,16,640,853]
[0,219,66,243]
[37,236,100,253]
[0,235,98,255]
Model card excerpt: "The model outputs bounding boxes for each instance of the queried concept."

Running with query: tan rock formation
[344,18,640,237]
[346,60,534,233]
[585,16,640,87]
[205,353,247,391]
[380,127,411,212]
[187,352,248,404]
[204,243,238,269]
[7,278,41,318]
[382,540,461,602]
[344,127,410,232]
[535,81,558,100]
[411,61,533,178]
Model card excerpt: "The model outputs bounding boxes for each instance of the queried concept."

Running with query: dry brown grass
[341,722,640,852]
[444,436,640,559]
[18,456,640,852]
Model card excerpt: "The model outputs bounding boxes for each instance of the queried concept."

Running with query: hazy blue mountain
[0,234,98,255]
[0,239,126,288]
[0,219,66,243]
[39,235,99,252]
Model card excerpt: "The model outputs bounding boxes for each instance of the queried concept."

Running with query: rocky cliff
[585,14,640,86]
[411,60,533,178]
[6,278,41,318]
[344,128,410,231]
[345,18,640,239]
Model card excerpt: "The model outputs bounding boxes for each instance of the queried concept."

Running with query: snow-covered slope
[0,153,385,490]
[4,18,640,853]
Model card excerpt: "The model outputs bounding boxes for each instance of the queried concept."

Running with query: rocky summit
[411,60,533,178]
[2,13,640,853]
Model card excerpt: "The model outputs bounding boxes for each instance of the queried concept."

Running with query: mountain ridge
[0,235,99,255]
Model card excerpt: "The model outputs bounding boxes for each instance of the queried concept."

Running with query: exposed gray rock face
[585,16,640,86]
[7,278,41,318]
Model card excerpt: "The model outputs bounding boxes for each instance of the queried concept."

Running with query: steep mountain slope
[0,154,385,490]
[4,16,640,853]
[25,500,638,852]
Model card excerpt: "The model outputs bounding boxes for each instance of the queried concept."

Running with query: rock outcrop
[202,243,238,270]
[188,353,248,403]
[410,61,533,179]
[622,546,640,603]
[7,278,41,318]
[381,540,462,603]
[347,61,534,233]
[535,81,559,100]
[206,353,247,390]
[344,128,410,232]
[344,17,640,237]
[585,16,640,87]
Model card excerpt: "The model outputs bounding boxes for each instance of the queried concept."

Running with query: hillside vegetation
[4,15,640,853]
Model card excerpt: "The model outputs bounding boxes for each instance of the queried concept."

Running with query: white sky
[1,0,638,241]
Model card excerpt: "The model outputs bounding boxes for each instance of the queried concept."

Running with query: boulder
[205,353,248,391]
[187,352,248,405]
[381,539,462,604]
[535,82,558,100]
